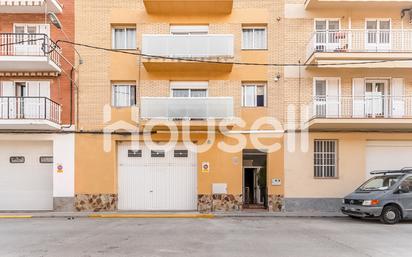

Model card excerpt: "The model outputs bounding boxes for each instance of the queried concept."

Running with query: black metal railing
[0,96,61,124]
[0,33,61,67]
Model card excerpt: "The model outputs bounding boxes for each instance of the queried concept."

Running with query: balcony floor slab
[307,118,412,132]
[0,56,61,73]
[0,120,61,131]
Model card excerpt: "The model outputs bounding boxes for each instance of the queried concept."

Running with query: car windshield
[358,175,402,191]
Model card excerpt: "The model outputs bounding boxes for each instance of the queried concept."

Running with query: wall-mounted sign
[40,156,53,164]
[271,178,281,186]
[56,164,64,174]
[10,156,25,164]
[201,162,210,174]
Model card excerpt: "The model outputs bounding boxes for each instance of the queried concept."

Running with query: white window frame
[170,25,209,35]
[241,26,268,50]
[313,77,341,118]
[313,19,341,32]
[312,77,341,97]
[314,139,338,178]
[111,84,136,107]
[170,81,208,97]
[365,18,391,49]
[241,83,267,107]
[112,27,137,50]
[365,18,391,30]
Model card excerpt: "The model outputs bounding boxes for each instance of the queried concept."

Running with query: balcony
[143,0,233,15]
[306,30,412,68]
[140,97,234,130]
[141,34,234,72]
[305,0,412,10]
[306,95,412,131]
[0,33,62,74]
[0,97,61,130]
[0,0,62,13]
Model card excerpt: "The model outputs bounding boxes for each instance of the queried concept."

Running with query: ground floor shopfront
[74,132,284,213]
[0,133,75,211]
[284,132,412,212]
[2,131,412,213]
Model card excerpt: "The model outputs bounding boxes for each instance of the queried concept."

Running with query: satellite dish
[47,12,62,29]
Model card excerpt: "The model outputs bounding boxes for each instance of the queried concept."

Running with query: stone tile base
[198,194,243,213]
[268,194,284,212]
[284,198,341,212]
[54,197,75,212]
[75,194,117,212]
[198,194,213,213]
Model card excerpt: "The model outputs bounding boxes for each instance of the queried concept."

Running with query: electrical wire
[56,39,412,67]
[2,38,410,67]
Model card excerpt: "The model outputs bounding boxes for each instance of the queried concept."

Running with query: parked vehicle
[341,168,412,224]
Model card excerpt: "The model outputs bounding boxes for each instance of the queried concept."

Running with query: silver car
[341,168,412,224]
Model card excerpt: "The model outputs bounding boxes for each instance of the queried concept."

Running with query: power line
[1,38,412,67]
[56,39,412,67]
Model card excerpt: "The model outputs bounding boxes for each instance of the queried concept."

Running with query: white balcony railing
[0,97,61,124]
[0,0,63,13]
[308,95,412,120]
[140,97,234,120]
[142,34,234,58]
[0,33,61,67]
[306,29,412,59]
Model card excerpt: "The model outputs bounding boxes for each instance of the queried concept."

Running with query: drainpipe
[61,67,74,129]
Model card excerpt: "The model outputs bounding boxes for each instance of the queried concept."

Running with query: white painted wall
[53,134,75,197]
[0,133,75,198]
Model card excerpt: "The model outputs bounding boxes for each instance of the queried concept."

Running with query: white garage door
[0,141,53,210]
[118,142,197,211]
[366,141,412,179]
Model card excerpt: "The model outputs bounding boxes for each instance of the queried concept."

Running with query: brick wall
[75,0,287,131]
[0,0,75,125]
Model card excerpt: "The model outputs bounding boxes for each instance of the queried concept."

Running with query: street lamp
[47,12,83,65]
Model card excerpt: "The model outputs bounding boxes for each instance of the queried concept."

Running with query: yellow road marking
[88,214,214,219]
[0,216,32,219]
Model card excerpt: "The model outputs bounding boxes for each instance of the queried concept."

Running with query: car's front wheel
[380,205,401,224]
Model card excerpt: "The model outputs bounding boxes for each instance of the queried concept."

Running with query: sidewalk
[0,211,345,219]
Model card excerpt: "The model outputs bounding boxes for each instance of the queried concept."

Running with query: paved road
[0,217,411,257]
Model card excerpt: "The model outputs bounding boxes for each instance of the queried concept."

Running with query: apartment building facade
[0,0,75,211]
[2,0,409,213]
[74,0,286,212]
[284,0,412,211]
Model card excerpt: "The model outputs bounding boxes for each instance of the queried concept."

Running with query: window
[242,27,267,50]
[366,19,391,45]
[314,140,338,178]
[112,27,136,49]
[404,176,412,189]
[170,81,208,97]
[112,84,136,107]
[170,25,209,35]
[315,19,340,32]
[128,150,142,158]
[242,83,266,107]
[174,150,188,157]
[172,89,207,97]
[14,24,50,46]
[151,150,165,158]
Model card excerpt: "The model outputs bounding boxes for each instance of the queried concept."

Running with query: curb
[0,215,33,219]
[88,214,215,219]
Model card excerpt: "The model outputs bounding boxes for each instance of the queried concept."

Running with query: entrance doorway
[365,80,388,117]
[243,150,267,209]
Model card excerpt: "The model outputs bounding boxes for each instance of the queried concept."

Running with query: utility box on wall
[271,178,281,186]
[212,183,227,194]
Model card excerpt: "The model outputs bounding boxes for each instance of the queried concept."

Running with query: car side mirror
[398,182,410,194]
